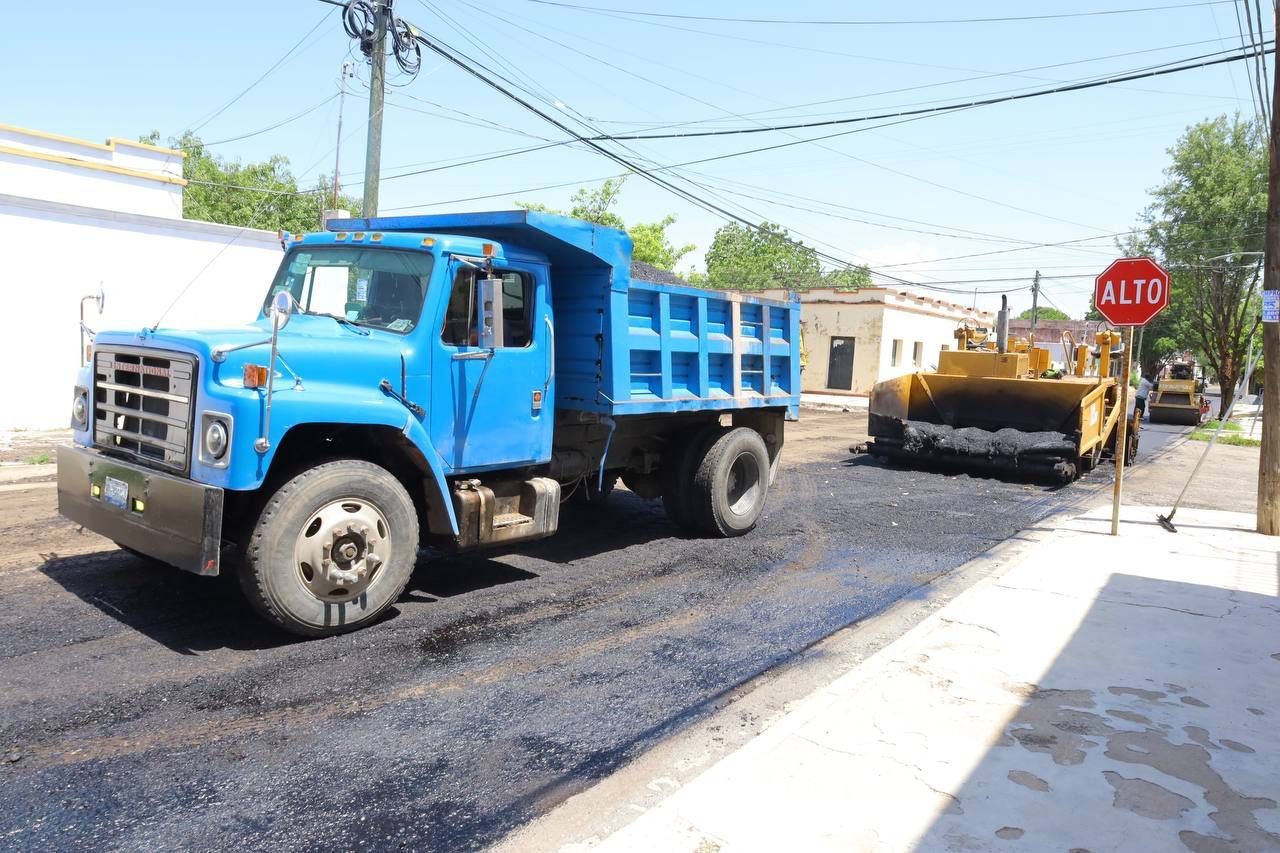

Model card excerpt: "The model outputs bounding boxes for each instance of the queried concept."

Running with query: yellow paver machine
[1147,362,1208,426]
[867,304,1137,482]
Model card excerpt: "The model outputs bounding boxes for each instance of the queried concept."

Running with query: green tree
[1129,115,1265,411]
[704,222,869,291]
[517,178,694,271]
[142,131,360,233]
[1017,306,1070,321]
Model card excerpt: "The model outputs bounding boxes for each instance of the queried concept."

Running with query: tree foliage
[703,222,870,291]
[1127,115,1265,411]
[1017,306,1070,321]
[142,131,360,233]
[516,178,695,271]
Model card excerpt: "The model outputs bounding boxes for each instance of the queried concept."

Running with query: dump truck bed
[331,210,801,419]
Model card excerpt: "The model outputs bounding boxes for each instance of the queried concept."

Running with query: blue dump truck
[58,211,801,636]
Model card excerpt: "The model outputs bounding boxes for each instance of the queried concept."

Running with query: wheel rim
[292,498,391,603]
[725,451,763,517]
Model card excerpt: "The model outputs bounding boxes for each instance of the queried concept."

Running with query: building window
[891,338,903,367]
[913,341,924,367]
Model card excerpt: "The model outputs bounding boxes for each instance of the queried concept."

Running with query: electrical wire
[197,94,339,147]
[189,10,333,133]
[587,43,1272,141]
[527,0,1233,26]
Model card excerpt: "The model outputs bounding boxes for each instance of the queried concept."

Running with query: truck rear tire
[241,459,419,637]
[662,426,726,532]
[690,427,771,537]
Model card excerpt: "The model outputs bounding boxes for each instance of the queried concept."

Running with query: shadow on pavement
[913,573,1279,852]
[38,549,290,654]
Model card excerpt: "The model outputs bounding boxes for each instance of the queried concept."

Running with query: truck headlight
[71,387,88,430]
[199,412,233,467]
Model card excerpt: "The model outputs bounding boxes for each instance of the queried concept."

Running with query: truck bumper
[56,445,224,576]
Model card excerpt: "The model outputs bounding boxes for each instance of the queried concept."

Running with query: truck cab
[58,211,801,636]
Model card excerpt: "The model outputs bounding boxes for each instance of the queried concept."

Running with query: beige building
[761,288,993,395]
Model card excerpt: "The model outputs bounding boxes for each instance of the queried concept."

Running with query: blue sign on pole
[1265,290,1280,323]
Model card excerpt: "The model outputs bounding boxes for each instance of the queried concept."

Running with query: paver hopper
[867,308,1134,482]
[1148,362,1206,426]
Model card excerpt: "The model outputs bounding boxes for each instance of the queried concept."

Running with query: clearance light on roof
[482,242,495,257]
[353,232,366,242]
[335,232,349,241]
[421,237,435,248]
[371,232,383,242]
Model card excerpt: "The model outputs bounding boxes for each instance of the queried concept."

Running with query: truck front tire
[691,427,771,537]
[241,459,419,637]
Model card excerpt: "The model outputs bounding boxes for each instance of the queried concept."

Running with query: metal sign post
[1111,326,1135,536]
[1094,257,1169,537]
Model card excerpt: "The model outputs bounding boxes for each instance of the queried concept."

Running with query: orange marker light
[335,232,349,241]
[243,364,269,389]
[422,237,435,248]
[353,232,366,241]
[371,232,383,242]
[482,242,495,257]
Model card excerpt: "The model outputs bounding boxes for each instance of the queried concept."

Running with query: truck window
[442,268,533,348]
[265,246,434,335]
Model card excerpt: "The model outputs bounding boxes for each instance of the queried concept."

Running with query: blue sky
[6,0,1269,317]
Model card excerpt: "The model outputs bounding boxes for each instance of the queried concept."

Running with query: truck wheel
[691,427,771,537]
[662,426,726,532]
[241,460,418,637]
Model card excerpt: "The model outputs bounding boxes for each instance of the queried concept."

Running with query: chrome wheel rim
[293,498,391,603]
[726,451,762,516]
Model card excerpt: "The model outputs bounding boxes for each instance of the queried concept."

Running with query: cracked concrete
[553,506,1279,853]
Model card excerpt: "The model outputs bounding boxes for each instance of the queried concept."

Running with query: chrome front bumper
[56,445,224,575]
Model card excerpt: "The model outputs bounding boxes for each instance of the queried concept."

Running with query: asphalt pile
[901,421,1075,461]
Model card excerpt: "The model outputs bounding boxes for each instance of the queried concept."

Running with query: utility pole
[1029,269,1041,345]
[362,0,391,218]
[1258,42,1280,534]
[332,61,354,211]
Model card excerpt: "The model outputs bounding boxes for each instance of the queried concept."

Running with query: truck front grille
[92,347,196,473]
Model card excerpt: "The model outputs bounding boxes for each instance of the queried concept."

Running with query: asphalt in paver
[0,415,1180,852]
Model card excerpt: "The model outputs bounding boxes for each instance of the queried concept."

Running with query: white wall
[759,288,991,394]
[0,126,184,218]
[0,193,282,430]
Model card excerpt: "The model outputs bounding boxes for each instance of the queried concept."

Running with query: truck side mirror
[477,277,504,349]
[271,290,295,331]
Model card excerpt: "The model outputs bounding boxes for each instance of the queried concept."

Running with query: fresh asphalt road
[0,411,1190,852]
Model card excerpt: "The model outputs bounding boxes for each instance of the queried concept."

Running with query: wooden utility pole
[362,0,390,218]
[1258,37,1280,535]
[1029,269,1041,346]
[332,61,354,211]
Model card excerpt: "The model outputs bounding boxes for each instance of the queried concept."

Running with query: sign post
[1093,257,1171,535]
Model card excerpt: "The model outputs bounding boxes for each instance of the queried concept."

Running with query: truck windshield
[264,246,436,334]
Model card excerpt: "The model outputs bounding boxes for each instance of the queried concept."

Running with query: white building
[0,124,283,431]
[760,287,993,395]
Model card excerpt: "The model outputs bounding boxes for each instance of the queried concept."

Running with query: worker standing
[1136,373,1154,421]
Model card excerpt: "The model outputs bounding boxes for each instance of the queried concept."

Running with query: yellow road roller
[1147,362,1207,426]
[867,303,1136,482]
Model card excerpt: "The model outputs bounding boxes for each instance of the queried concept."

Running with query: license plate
[103,476,129,509]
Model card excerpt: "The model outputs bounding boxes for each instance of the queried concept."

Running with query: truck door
[430,260,553,471]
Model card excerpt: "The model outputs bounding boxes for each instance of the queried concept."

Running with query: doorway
[827,337,855,390]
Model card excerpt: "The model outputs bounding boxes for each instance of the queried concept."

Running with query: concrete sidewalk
[581,506,1280,852]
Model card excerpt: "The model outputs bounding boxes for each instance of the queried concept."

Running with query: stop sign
[1094,257,1170,326]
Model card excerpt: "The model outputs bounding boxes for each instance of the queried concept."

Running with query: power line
[528,0,1232,26]
[199,94,339,147]
[588,44,1272,141]
[189,10,333,133]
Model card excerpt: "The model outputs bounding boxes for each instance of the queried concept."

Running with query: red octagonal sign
[1094,257,1170,327]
